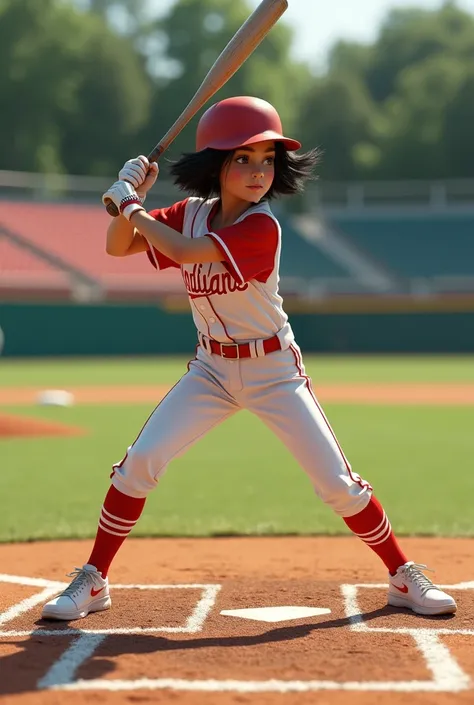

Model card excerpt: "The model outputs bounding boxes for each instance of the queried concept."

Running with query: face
[220,140,276,204]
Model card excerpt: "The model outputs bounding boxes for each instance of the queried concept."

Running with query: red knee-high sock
[343,495,408,575]
[87,485,146,578]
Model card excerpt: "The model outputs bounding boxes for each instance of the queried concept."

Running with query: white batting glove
[118,155,159,202]
[102,181,145,220]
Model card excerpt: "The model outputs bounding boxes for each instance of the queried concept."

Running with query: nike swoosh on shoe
[90,587,105,597]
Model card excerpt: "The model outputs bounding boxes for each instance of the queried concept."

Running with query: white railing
[0,169,180,207]
[1,170,474,210]
[305,179,474,211]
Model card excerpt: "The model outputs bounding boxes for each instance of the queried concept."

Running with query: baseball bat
[104,0,289,216]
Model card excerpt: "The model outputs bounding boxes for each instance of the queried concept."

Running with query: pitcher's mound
[0,414,85,438]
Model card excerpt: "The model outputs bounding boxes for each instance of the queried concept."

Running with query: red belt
[203,334,281,359]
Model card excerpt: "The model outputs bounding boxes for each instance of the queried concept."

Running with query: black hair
[169,142,320,200]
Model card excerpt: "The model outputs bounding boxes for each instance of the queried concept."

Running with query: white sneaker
[388,561,456,615]
[42,565,111,621]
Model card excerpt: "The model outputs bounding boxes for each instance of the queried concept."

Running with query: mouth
[247,185,264,191]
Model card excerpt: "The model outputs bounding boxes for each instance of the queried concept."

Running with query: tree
[0,0,150,174]
[74,0,149,34]
[365,3,474,103]
[58,19,152,175]
[296,1,474,180]
[375,55,468,179]
[3,0,474,180]
[327,40,373,80]
[297,74,377,180]
[443,68,474,177]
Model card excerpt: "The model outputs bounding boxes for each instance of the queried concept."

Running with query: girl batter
[42,97,455,620]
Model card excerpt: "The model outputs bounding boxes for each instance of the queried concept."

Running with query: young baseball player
[42,97,455,621]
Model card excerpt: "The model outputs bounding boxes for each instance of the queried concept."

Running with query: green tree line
[1,0,473,181]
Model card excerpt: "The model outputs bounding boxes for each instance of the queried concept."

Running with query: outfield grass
[1,354,474,386]
[1,355,473,541]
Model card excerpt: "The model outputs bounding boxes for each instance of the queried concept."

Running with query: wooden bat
[104,0,289,216]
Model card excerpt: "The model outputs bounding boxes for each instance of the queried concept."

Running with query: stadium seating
[278,214,348,279]
[0,201,182,297]
[0,235,70,292]
[328,213,474,280]
[0,201,352,299]
[2,200,473,299]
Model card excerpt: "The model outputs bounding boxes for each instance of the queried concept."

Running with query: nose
[252,168,264,178]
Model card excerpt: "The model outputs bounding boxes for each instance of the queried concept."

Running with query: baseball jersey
[146,197,294,345]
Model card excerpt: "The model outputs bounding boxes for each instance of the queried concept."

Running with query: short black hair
[169,142,320,200]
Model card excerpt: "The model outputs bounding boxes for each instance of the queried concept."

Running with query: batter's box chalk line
[0,574,221,636]
[0,574,472,694]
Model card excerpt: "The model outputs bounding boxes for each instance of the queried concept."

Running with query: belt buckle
[220,342,239,359]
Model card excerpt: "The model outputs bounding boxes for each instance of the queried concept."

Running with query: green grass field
[1,355,473,542]
[2,354,474,386]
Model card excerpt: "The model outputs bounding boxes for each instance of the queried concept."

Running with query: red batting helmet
[196,96,301,152]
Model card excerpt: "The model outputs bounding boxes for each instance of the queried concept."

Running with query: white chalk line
[49,581,472,695]
[0,587,61,627]
[341,584,366,630]
[0,627,211,637]
[0,574,66,589]
[1,574,473,694]
[14,627,474,640]
[39,580,474,694]
[412,631,471,691]
[0,579,221,636]
[50,677,471,693]
[0,574,215,590]
[341,583,474,634]
[8,627,474,638]
[341,582,472,693]
[184,584,221,633]
[33,584,220,690]
[37,634,107,690]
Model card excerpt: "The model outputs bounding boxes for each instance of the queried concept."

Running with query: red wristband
[119,194,143,215]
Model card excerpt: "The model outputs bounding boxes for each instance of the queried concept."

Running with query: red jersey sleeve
[145,198,188,270]
[207,214,278,284]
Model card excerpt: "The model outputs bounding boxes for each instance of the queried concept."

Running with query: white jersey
[146,197,294,345]
[112,198,372,525]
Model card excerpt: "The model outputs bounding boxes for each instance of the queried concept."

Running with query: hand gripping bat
[104,0,289,216]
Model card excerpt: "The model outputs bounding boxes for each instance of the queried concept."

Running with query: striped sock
[343,495,408,575]
[87,485,146,578]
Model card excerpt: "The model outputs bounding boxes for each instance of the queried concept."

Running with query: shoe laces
[63,567,103,598]
[403,562,437,596]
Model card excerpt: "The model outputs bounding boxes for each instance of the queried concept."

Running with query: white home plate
[220,606,331,623]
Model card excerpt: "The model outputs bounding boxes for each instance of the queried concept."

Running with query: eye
[264,156,275,165]
[235,155,248,164]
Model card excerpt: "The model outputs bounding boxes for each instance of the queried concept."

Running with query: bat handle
[147,144,165,164]
[105,199,120,217]
[104,145,165,217]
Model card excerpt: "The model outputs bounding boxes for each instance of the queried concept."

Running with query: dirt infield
[0,414,85,438]
[2,382,474,406]
[1,382,472,438]
[1,537,473,705]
